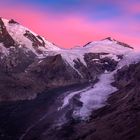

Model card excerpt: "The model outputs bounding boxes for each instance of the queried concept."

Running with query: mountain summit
[0,18,60,57]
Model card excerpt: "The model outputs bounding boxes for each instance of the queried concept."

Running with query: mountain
[0,18,140,140]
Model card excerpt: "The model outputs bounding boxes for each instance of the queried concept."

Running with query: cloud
[0,3,140,50]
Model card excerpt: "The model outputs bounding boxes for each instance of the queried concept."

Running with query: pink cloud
[130,5,140,14]
[124,2,140,15]
[0,5,140,50]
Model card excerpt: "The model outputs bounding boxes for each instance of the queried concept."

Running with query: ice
[60,70,117,120]
[60,87,91,109]
[117,51,140,69]
[73,71,117,120]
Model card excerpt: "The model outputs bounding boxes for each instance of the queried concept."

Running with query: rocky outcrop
[0,47,36,73]
[104,37,134,49]
[26,54,83,87]
[24,30,45,54]
[0,18,15,47]
[8,19,19,24]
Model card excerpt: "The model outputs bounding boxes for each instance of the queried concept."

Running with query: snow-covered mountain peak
[84,37,133,49]
[82,38,133,55]
[0,18,60,56]
[103,37,133,49]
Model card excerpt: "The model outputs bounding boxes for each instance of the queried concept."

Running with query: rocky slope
[0,18,133,101]
[0,61,140,140]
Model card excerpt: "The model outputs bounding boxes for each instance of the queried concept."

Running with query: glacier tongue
[60,70,118,120]
[73,71,117,120]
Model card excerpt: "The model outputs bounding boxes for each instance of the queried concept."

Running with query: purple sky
[1,0,140,49]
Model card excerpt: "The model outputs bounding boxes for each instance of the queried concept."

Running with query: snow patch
[38,60,43,64]
[92,58,100,61]
[56,49,87,77]
[100,54,120,61]
[117,51,140,69]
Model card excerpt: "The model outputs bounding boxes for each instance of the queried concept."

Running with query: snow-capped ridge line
[83,37,133,50]
[0,18,60,56]
[0,18,137,79]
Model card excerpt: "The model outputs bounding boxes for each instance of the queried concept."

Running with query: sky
[0,0,140,50]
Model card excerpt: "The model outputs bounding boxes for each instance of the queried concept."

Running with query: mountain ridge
[0,18,140,140]
[0,18,138,102]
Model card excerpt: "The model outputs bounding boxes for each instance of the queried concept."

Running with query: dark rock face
[0,71,38,101]
[0,50,39,101]
[0,18,15,47]
[84,53,118,78]
[83,41,92,47]
[27,54,83,88]
[84,53,104,79]
[8,19,19,24]
[0,47,36,73]
[117,41,133,49]
[24,30,45,54]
